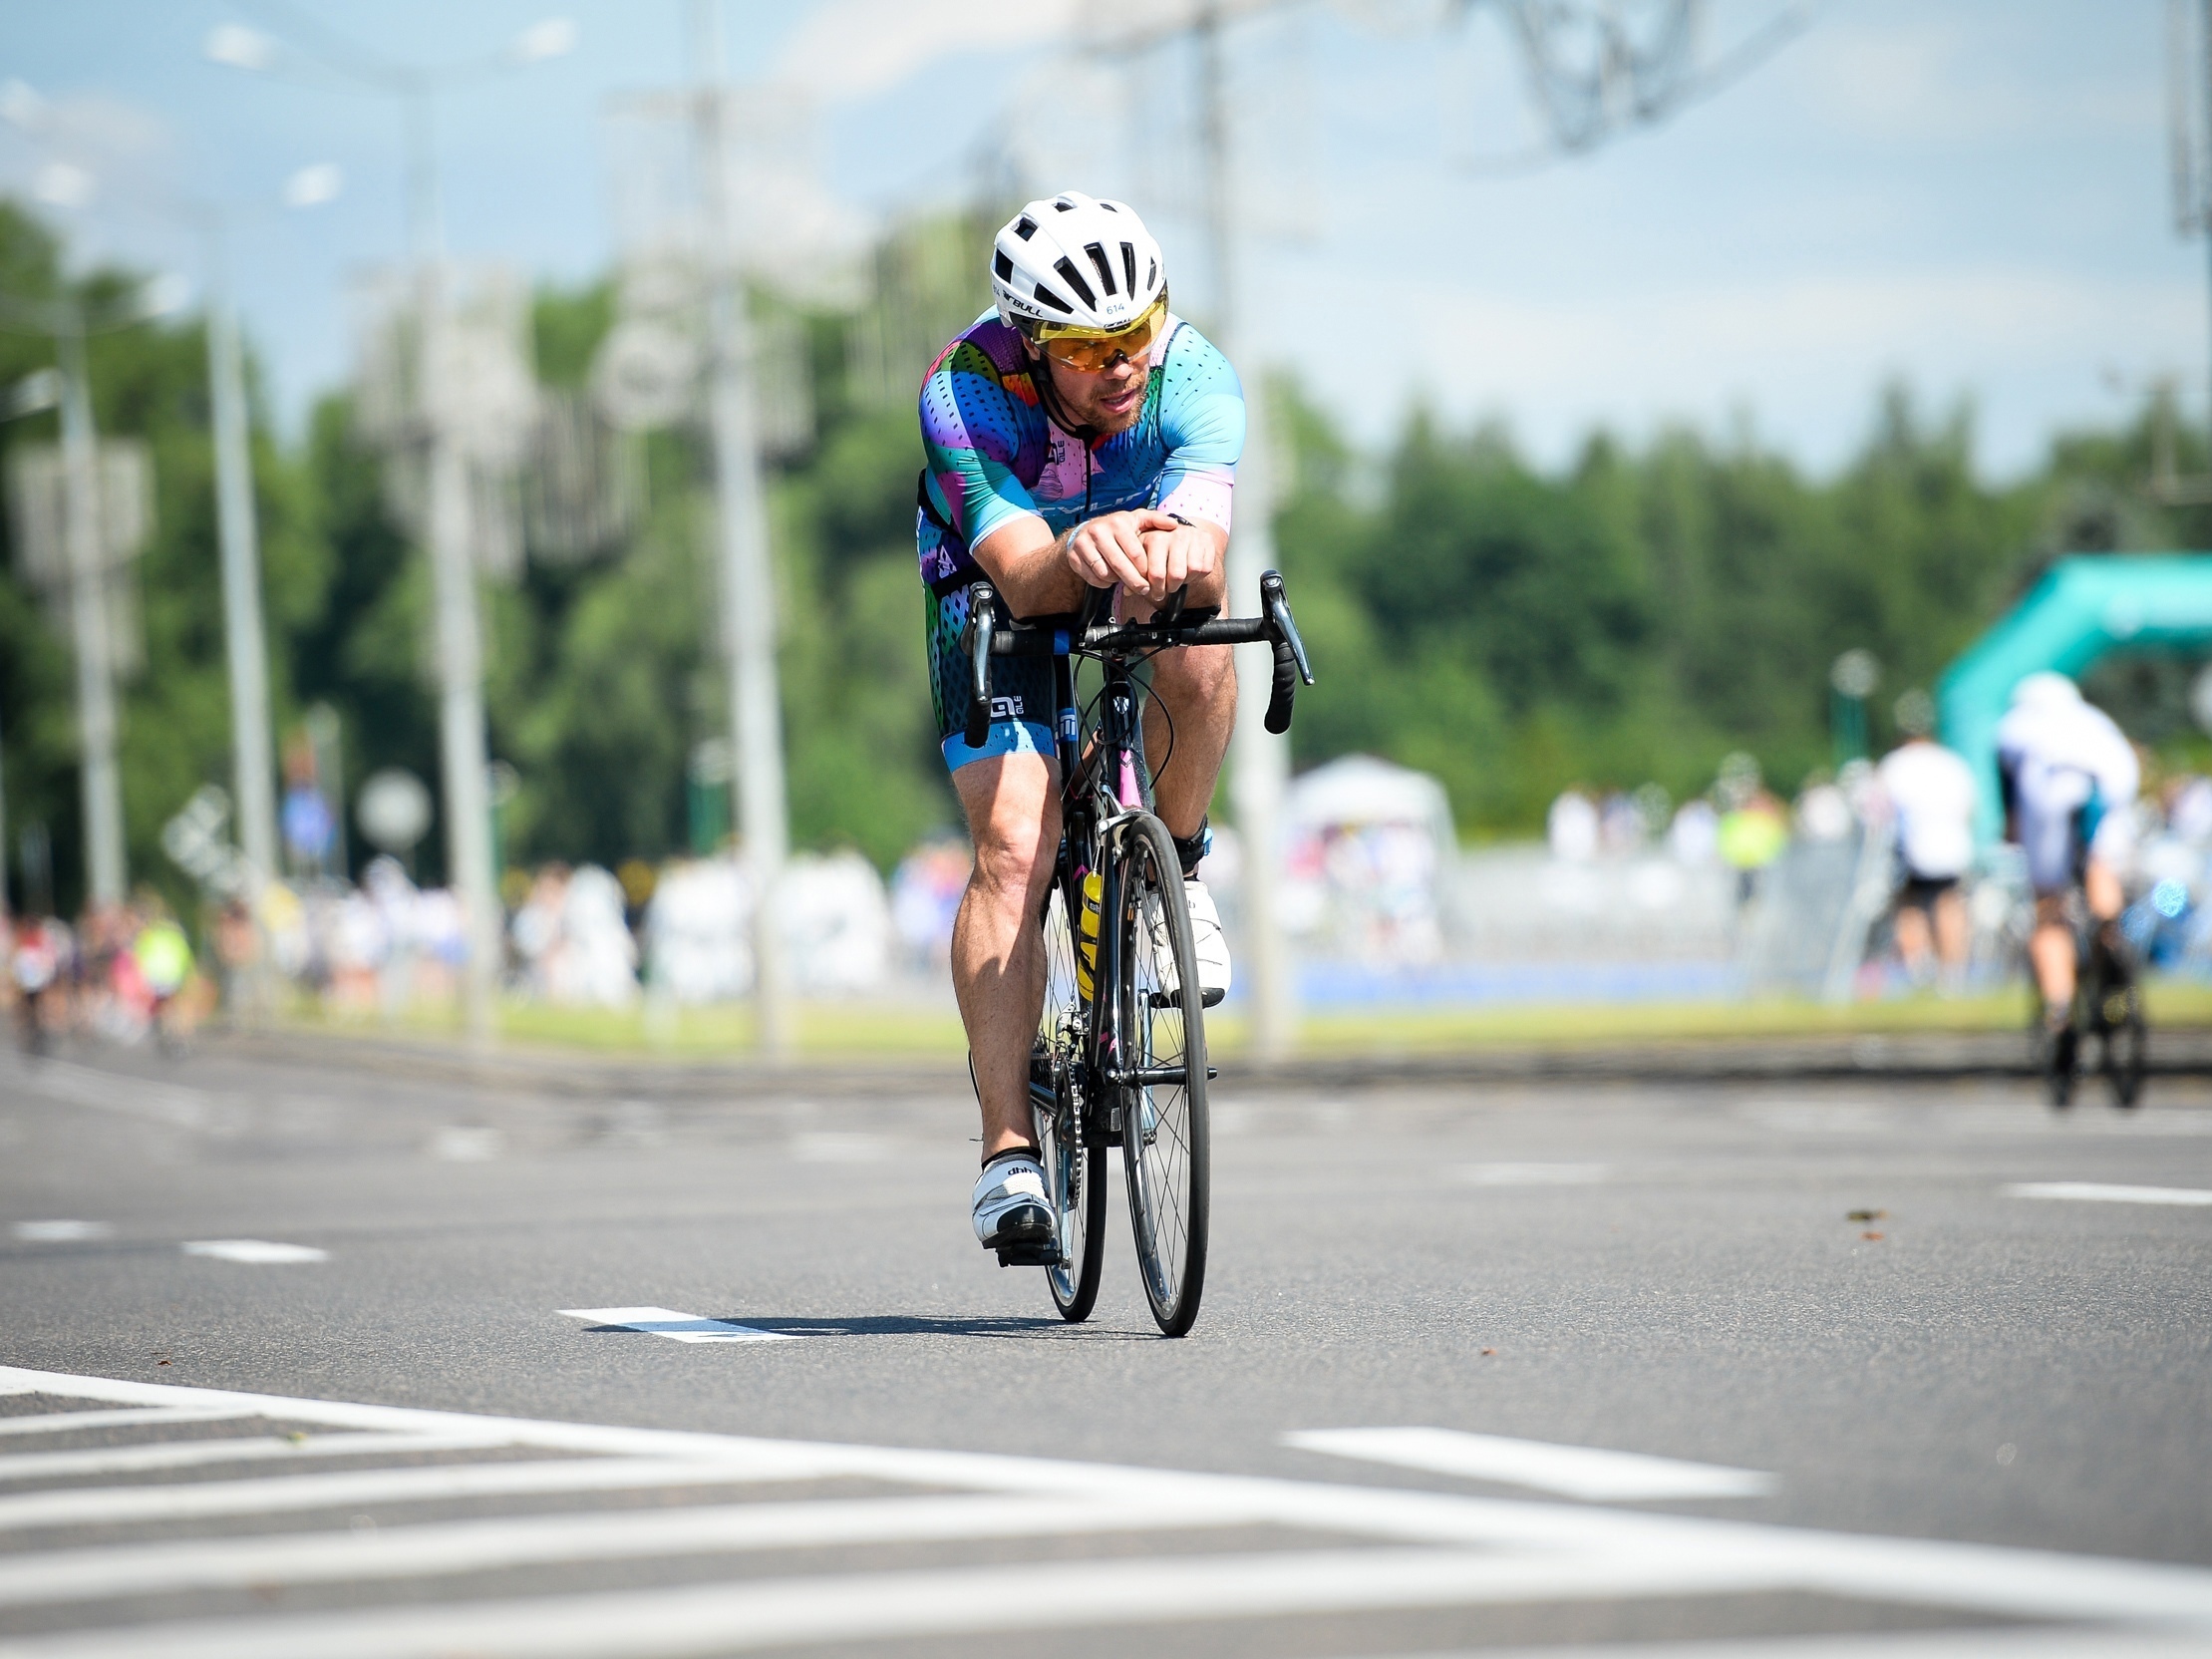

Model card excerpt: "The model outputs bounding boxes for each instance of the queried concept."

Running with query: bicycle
[2034,889,2146,1111]
[962,569,1312,1337]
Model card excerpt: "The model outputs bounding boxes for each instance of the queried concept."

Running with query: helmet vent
[993,250,1014,281]
[1083,242,1117,296]
[1052,257,1098,310]
[1121,241,1137,295]
[1146,257,1158,290]
[1054,197,1076,210]
[1014,216,1037,241]
[1031,282,1074,314]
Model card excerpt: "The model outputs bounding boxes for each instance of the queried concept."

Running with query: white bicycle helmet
[990,191,1166,335]
[2011,670,2081,711]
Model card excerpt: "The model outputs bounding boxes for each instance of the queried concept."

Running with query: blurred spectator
[1876,694,1977,988]
[648,856,754,1005]
[1547,789,1599,862]
[1717,756,1788,904]
[784,852,892,993]
[1669,798,1720,866]
[2166,774,2212,845]
[1598,791,1645,855]
[511,862,638,1007]
[1794,774,1853,842]
[10,914,66,1052]
[890,837,970,976]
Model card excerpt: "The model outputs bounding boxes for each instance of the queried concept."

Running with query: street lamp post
[211,16,574,1045]
[689,0,792,1061]
[53,303,127,910]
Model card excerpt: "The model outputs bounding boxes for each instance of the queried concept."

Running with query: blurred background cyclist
[1995,672,2139,1063]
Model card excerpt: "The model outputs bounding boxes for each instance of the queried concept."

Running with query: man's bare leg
[952,752,1063,1161]
[2029,894,2075,1025]
[1893,905,1934,982]
[1144,642,1237,843]
[1933,887,1970,980]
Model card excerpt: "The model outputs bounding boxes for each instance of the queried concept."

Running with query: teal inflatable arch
[1938,553,2212,843]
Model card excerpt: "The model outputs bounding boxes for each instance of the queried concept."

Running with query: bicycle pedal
[995,1241,1064,1268]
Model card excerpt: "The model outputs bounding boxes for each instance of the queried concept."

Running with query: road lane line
[10,1221,112,1242]
[1284,1428,1777,1500]
[1457,1163,1610,1185]
[0,1458,808,1532]
[0,1545,1786,1658]
[0,1407,266,1437]
[2004,1182,2212,1206]
[0,1493,1242,1605]
[0,1431,514,1484]
[558,1306,799,1343]
[179,1239,329,1263]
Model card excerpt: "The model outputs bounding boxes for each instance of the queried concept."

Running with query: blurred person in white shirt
[1876,690,1978,987]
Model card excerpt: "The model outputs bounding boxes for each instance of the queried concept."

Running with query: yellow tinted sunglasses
[1036,296,1169,373]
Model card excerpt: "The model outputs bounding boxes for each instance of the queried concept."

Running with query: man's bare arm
[974,509,1224,615]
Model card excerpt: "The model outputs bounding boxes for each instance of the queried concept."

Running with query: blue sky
[0,0,2192,480]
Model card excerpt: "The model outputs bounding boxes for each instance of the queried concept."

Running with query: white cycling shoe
[972,1149,1054,1255]
[1151,877,1232,1007]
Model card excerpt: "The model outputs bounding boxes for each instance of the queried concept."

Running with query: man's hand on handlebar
[1062,509,1222,604]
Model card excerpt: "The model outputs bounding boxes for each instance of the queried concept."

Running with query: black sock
[1171,817,1209,879]
[983,1144,1042,1170]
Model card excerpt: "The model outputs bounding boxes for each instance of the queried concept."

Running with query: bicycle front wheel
[1035,883,1106,1320]
[1112,815,1210,1337]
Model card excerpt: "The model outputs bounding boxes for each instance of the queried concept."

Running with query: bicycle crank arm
[1104,1065,1220,1087]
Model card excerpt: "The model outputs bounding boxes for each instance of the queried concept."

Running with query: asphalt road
[0,1033,2208,1657]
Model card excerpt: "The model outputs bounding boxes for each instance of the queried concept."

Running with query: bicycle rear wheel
[1035,883,1106,1320]
[1112,815,1209,1337]
[2096,978,2147,1110]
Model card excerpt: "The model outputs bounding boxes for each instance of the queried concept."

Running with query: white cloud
[774,0,1078,102]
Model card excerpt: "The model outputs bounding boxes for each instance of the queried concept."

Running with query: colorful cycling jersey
[915,309,1243,591]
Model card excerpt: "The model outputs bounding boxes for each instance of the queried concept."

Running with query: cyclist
[1995,672,2139,1071]
[1875,690,1977,988]
[916,191,1242,1258]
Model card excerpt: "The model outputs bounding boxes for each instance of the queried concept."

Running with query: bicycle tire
[1111,814,1210,1337]
[1035,884,1106,1320]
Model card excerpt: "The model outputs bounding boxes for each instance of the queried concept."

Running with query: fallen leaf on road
[1861,1230,1885,1240]
[1847,1209,1887,1221]
[1480,1348,1497,1357]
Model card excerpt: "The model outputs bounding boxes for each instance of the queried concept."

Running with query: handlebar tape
[1264,638,1298,735]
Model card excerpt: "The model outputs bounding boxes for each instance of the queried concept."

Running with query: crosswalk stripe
[0,1406,265,1437]
[0,1456,813,1531]
[0,1493,1236,1606]
[1283,1427,1777,1500]
[0,1430,515,1484]
[0,1545,1782,1659]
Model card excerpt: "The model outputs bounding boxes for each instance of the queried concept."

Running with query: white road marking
[0,1406,264,1438]
[1457,1163,1610,1185]
[1,1367,2210,1648]
[10,1220,112,1242]
[2005,1182,2212,1206]
[179,1239,329,1263]
[1284,1428,1777,1500]
[429,1127,504,1161]
[0,1457,808,1532]
[0,1493,1231,1606]
[0,1431,513,1484]
[558,1306,798,1343]
[1352,1635,2212,1658]
[0,1546,1801,1659]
